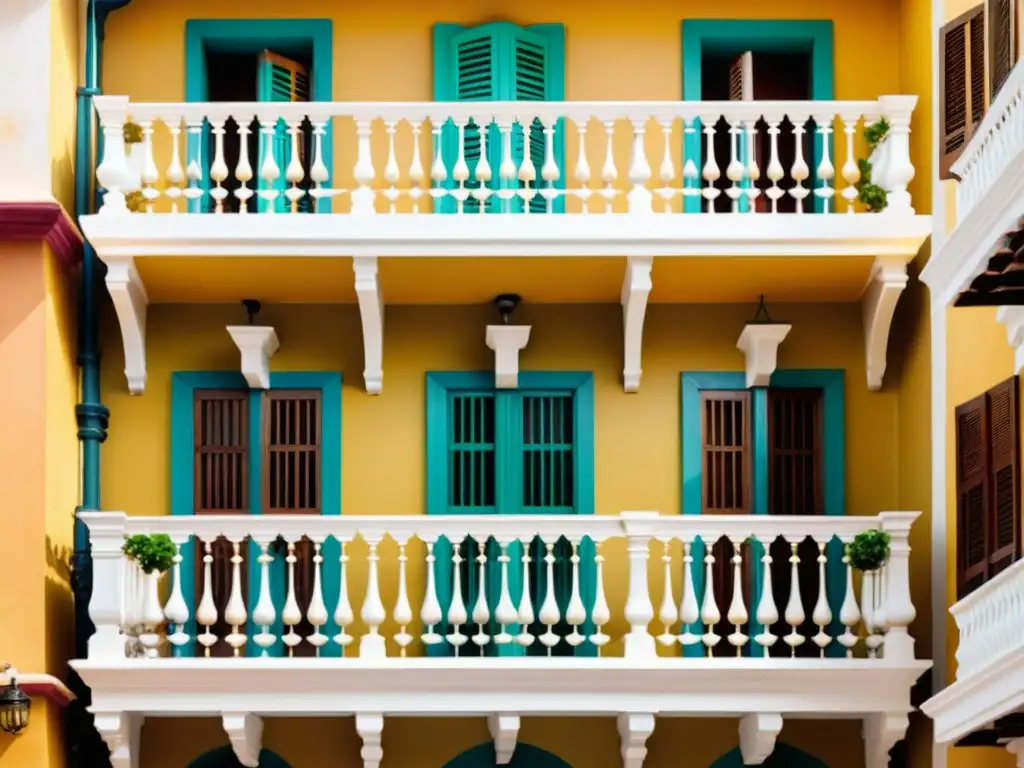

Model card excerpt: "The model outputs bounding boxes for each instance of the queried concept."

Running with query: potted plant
[855,118,890,212]
[847,529,891,656]
[122,533,177,657]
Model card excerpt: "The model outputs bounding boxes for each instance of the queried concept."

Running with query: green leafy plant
[847,530,891,572]
[122,121,146,213]
[122,534,177,574]
[123,121,143,145]
[854,118,890,213]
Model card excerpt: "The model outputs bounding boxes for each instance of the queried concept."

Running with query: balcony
[74,510,930,768]
[921,558,1024,757]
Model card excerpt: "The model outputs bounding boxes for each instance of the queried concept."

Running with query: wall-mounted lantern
[0,665,30,735]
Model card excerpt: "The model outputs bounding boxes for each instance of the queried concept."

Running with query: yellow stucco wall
[0,241,78,768]
[49,0,79,213]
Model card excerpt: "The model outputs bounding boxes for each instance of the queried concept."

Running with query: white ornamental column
[621,512,659,659]
[878,512,920,663]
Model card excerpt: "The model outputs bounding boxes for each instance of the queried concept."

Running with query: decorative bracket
[94,711,143,768]
[354,256,384,395]
[222,712,263,768]
[356,712,384,768]
[862,256,910,391]
[736,324,791,388]
[1007,737,1024,767]
[862,712,909,768]
[739,713,783,765]
[105,256,148,395]
[621,256,653,393]
[488,713,521,765]
[486,325,531,388]
[617,712,655,768]
[226,326,279,389]
[997,306,1024,374]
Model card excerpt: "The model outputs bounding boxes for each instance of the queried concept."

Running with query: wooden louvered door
[263,390,322,656]
[767,389,824,659]
[987,378,1019,577]
[193,390,250,658]
[988,0,1017,101]
[940,5,987,178]
[956,393,991,597]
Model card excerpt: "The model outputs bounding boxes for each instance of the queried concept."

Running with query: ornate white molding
[353,256,384,395]
[104,256,148,395]
[736,324,791,388]
[488,713,520,765]
[94,711,142,768]
[862,712,909,768]
[862,256,909,391]
[739,713,783,765]
[617,712,655,768]
[226,327,279,389]
[621,256,653,393]
[221,712,262,768]
[486,325,531,389]
[356,712,384,768]
[997,306,1024,374]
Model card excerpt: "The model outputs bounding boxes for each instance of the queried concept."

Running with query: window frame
[170,370,342,657]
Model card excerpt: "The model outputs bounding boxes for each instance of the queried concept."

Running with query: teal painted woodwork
[680,20,835,214]
[433,22,566,214]
[187,745,293,768]
[170,371,342,657]
[256,53,311,213]
[710,743,828,767]
[184,19,334,213]
[443,742,572,768]
[425,371,595,658]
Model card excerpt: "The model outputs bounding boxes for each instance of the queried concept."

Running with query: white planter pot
[141,570,165,628]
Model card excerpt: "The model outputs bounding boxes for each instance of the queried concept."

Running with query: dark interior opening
[700,50,814,214]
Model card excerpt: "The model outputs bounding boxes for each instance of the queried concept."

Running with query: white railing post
[878,512,919,663]
[351,119,377,215]
[876,95,918,215]
[93,95,132,216]
[627,118,653,214]
[620,512,658,659]
[81,512,129,660]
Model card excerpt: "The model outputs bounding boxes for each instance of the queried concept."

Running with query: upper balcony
[74,510,929,768]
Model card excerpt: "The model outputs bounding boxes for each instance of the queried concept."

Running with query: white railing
[91,95,919,218]
[81,511,920,665]
[951,557,1024,681]
[952,59,1024,220]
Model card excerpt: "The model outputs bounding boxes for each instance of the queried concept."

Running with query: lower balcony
[922,558,1024,763]
[74,511,929,768]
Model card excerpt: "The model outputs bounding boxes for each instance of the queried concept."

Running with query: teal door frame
[680,19,835,214]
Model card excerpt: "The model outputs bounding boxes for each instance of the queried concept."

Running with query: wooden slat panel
[987,376,1020,576]
[956,392,991,598]
[522,394,575,511]
[263,390,322,514]
[194,390,249,513]
[700,391,752,514]
[768,388,823,516]
[988,0,1017,101]
[940,5,986,179]
[448,392,496,510]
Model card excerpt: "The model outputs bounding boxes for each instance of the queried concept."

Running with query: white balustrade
[951,557,1024,682]
[81,511,920,665]
[92,96,919,218]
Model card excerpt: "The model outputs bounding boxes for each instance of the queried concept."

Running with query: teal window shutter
[433,23,565,214]
[257,50,311,214]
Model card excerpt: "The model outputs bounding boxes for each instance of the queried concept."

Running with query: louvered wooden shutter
[988,0,1017,99]
[447,392,497,511]
[729,51,754,101]
[986,377,1020,576]
[194,391,249,513]
[509,28,552,214]
[257,50,311,213]
[262,390,322,513]
[956,393,991,597]
[940,6,986,179]
[700,391,752,513]
[522,394,575,511]
[768,389,824,516]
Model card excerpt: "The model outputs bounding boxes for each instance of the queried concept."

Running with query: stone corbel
[356,712,384,768]
[997,306,1024,374]
[354,256,384,395]
[862,712,909,768]
[1007,737,1024,767]
[739,713,783,765]
[737,324,791,388]
[226,326,279,389]
[621,256,653,393]
[222,713,263,768]
[618,712,655,768]
[488,713,521,765]
[94,711,143,768]
[862,255,910,391]
[105,256,148,395]
[486,325,531,388]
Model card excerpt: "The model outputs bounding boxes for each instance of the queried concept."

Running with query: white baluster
[862,568,880,658]
[725,119,745,211]
[452,120,470,214]
[497,122,517,214]
[95,99,130,215]
[783,541,806,655]
[473,118,492,213]
[196,540,218,656]
[657,120,676,212]
[682,118,700,209]
[565,540,587,648]
[420,539,443,646]
[813,116,835,213]
[518,118,537,213]
[223,539,248,657]
[727,538,749,654]
[600,120,618,208]
[812,539,833,655]
[163,536,190,649]
[285,120,305,212]
[701,117,721,212]
[575,121,592,213]
[701,543,721,652]
[333,540,355,652]
[351,119,376,215]
[743,120,760,212]
[309,121,329,210]
[493,542,517,645]
[623,529,655,659]
[657,546,678,647]
[541,123,559,213]
[235,118,254,212]
[258,120,280,212]
[764,121,784,214]
[360,538,387,658]
[429,123,448,206]
[184,120,205,212]
[538,541,561,654]
[515,546,535,647]
[281,541,302,655]
[209,117,229,213]
[447,544,469,653]
[840,116,861,213]
[166,120,185,213]
[590,550,611,651]
[789,117,811,213]
[678,540,701,648]
[252,540,277,656]
[472,540,492,647]
[139,121,159,213]
[879,512,917,662]
[754,542,779,652]
[393,540,413,656]
[877,95,918,214]
[381,122,400,214]
[838,543,861,656]
[627,118,652,213]
[307,540,329,655]
[408,121,425,213]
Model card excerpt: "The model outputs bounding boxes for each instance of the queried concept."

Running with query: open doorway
[700,49,813,213]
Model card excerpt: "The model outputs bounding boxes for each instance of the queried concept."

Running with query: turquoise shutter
[508,28,554,214]
[257,51,311,213]
[447,391,498,512]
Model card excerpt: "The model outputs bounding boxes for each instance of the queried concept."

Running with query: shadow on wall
[187,746,292,767]
[711,743,829,767]
[443,742,572,767]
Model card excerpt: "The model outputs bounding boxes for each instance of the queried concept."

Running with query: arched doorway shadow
[443,742,572,768]
[710,743,829,767]
[186,745,293,768]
